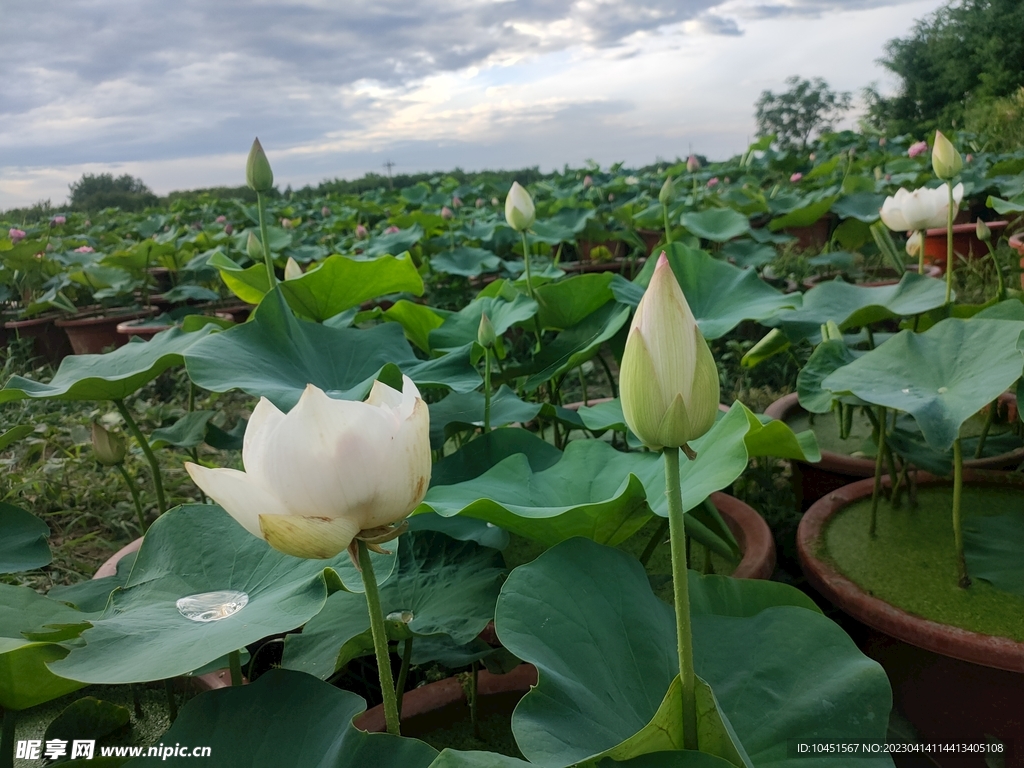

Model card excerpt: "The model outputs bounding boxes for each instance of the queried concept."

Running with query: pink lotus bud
[45,243,54,251]
[707,178,719,188]
[385,225,400,234]
[879,137,887,147]
[475,198,485,208]
[74,245,95,253]
[885,174,892,181]
[321,206,331,217]
[281,218,293,229]
[790,173,803,183]
[965,154,973,163]
[51,216,66,226]
[908,140,929,158]
[452,196,463,209]
[686,155,701,173]
[215,215,227,223]
[9,228,26,243]
[583,175,593,188]
[355,224,368,238]
[224,224,234,235]
[441,206,454,220]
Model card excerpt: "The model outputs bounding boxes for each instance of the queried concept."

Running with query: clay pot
[798,472,1024,764]
[784,215,835,251]
[1009,232,1024,290]
[637,229,663,256]
[559,257,646,277]
[116,318,174,340]
[923,220,1008,272]
[3,312,74,365]
[764,392,1024,510]
[355,664,537,735]
[57,308,159,354]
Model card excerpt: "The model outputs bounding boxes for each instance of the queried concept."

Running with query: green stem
[662,204,673,246]
[358,540,401,736]
[483,350,492,433]
[986,242,1006,301]
[256,191,277,288]
[578,365,589,408]
[639,518,670,567]
[114,399,166,516]
[663,447,698,751]
[945,182,954,305]
[869,406,887,538]
[1,708,15,768]
[520,231,542,350]
[116,463,148,534]
[596,352,618,399]
[975,400,997,459]
[952,438,970,588]
[228,649,243,687]
[164,679,178,723]
[470,660,480,739]
[396,638,413,718]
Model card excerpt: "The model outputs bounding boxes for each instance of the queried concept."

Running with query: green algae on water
[822,486,1024,642]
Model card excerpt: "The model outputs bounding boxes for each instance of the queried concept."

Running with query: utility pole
[383,160,395,191]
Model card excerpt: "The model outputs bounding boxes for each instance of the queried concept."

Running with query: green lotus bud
[246,137,274,193]
[620,253,720,451]
[247,231,263,261]
[905,230,923,259]
[92,422,126,466]
[477,312,496,349]
[976,219,991,243]
[659,176,675,206]
[822,320,843,342]
[284,257,303,280]
[931,131,962,181]
[504,181,535,232]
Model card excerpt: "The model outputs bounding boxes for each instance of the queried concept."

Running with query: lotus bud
[976,219,991,243]
[441,206,454,221]
[620,253,721,451]
[51,216,66,226]
[74,245,94,253]
[280,218,293,229]
[9,228,26,243]
[246,138,274,193]
[321,206,331,217]
[608,193,615,201]
[385,225,400,234]
[224,223,234,235]
[659,176,675,206]
[475,198,485,208]
[707,178,719,188]
[790,173,803,183]
[821,320,843,342]
[874,167,883,181]
[355,224,368,238]
[216,215,227,224]
[905,230,924,259]
[686,154,701,173]
[284,257,303,280]
[91,423,126,466]
[583,175,593,188]
[185,377,430,559]
[965,154,973,163]
[504,181,535,232]
[491,197,499,206]
[932,131,962,180]
[908,140,929,158]
[247,231,263,261]
[879,137,887,147]
[452,196,463,209]
[477,312,496,349]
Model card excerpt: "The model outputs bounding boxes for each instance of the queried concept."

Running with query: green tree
[868,0,1024,137]
[754,76,852,151]
[68,173,158,213]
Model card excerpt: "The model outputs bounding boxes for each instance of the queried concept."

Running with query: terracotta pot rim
[55,307,158,328]
[3,312,65,329]
[116,318,174,335]
[797,470,1024,672]
[765,392,1024,474]
[924,220,1008,237]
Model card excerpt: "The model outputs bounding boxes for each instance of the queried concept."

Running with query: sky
[0,0,947,210]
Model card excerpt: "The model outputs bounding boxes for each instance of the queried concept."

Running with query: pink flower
[51,216,66,226]
[908,141,929,158]
[707,178,719,188]
[790,173,803,183]
[878,137,887,147]
[74,245,95,253]
[452,196,463,209]
[321,206,331,217]
[355,224,368,238]
[965,154,974,163]
[215,215,227,223]
[385,225,400,235]
[885,174,892,181]
[224,224,234,235]
[686,155,701,173]
[441,206,454,220]
[9,228,26,243]
[583,175,593,188]
[475,198,485,208]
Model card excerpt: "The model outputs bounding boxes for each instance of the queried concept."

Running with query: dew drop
[386,609,415,624]
[176,590,249,622]
[901,388,910,394]
[938,387,949,394]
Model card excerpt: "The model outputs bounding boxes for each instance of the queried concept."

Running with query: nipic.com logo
[16,739,212,761]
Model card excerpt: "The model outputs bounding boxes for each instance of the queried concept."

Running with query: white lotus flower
[185,376,430,559]
[879,184,964,232]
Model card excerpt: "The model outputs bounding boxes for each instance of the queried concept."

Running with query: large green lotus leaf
[123,669,438,767]
[768,196,838,231]
[497,539,893,768]
[426,751,532,768]
[431,246,503,277]
[766,272,948,342]
[428,386,583,448]
[280,253,424,322]
[185,289,479,410]
[822,318,1024,450]
[429,294,538,352]
[796,340,863,413]
[362,224,424,258]
[0,584,89,709]
[964,511,1024,596]
[48,552,136,613]
[208,251,272,304]
[380,300,450,353]
[0,502,51,573]
[0,326,216,404]
[430,428,563,487]
[831,192,886,223]
[681,209,751,242]
[534,273,615,330]
[406,512,510,550]
[49,504,397,684]
[513,303,631,392]
[611,246,797,340]
[282,531,505,679]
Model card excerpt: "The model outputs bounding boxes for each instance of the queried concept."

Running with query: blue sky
[0,0,946,209]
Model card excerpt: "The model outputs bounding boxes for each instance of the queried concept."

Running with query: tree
[868,0,1024,137]
[755,76,852,151]
[68,173,158,213]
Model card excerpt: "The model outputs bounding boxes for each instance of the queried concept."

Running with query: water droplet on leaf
[176,590,249,622]
[386,610,415,624]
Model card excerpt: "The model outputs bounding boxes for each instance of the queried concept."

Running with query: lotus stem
[228,649,243,687]
[164,679,178,722]
[578,365,589,408]
[396,638,413,718]
[917,230,924,274]
[520,231,542,350]
[945,182,954,305]
[256,191,277,288]
[114,399,166,517]
[663,204,673,245]
[357,540,401,736]
[470,660,480,739]
[483,350,492,433]
[116,463,148,534]
[985,242,1006,301]
[952,438,970,588]
[663,447,698,751]
[596,352,618,399]
[975,400,997,459]
[1,708,15,768]
[869,406,887,538]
